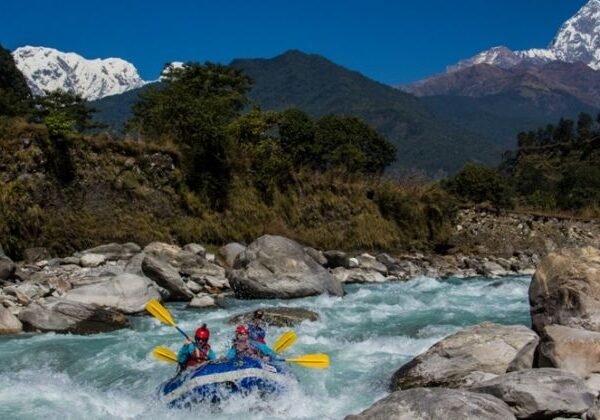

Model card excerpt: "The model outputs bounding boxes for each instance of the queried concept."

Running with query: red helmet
[195,324,210,341]
[235,325,249,335]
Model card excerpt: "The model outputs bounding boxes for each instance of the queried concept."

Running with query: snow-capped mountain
[448,0,600,73]
[12,46,146,100]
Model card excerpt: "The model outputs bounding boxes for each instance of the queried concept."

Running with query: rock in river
[63,273,161,314]
[529,246,600,333]
[470,368,595,419]
[228,235,343,299]
[391,322,538,390]
[228,307,319,326]
[345,387,516,420]
[19,297,129,334]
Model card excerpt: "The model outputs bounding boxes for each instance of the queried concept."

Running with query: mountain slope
[13,46,146,100]
[230,50,500,174]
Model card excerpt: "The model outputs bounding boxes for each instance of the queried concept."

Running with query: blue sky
[0,0,587,84]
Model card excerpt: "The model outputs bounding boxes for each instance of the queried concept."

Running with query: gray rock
[82,243,141,261]
[0,305,22,334]
[60,256,81,265]
[188,294,216,309]
[0,256,15,280]
[536,324,600,376]
[183,243,206,257]
[228,307,319,327]
[143,242,182,260]
[304,247,327,266]
[124,252,145,276]
[480,261,509,277]
[79,253,107,268]
[506,335,539,372]
[347,257,360,268]
[357,254,388,274]
[391,323,539,390]
[345,388,516,420]
[218,242,246,269]
[0,244,4,256]
[470,368,595,419]
[23,248,51,264]
[63,273,161,314]
[142,254,193,300]
[186,280,203,294]
[585,401,600,420]
[323,250,348,268]
[332,267,386,284]
[19,298,129,334]
[529,247,600,333]
[376,253,398,268]
[228,235,343,299]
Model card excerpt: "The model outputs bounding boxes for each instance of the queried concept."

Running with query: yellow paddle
[272,330,297,353]
[152,346,178,363]
[284,353,330,369]
[145,299,192,340]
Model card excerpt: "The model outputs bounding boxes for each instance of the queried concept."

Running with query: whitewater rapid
[0,276,531,419]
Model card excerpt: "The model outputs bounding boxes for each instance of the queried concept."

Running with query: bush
[443,163,513,208]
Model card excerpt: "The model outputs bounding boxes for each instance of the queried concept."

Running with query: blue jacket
[248,323,266,343]
[226,340,276,360]
[177,343,216,364]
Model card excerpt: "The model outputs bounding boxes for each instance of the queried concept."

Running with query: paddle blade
[286,353,330,369]
[145,299,176,327]
[273,331,297,353]
[152,346,178,364]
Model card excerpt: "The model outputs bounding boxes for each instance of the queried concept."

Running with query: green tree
[558,166,600,209]
[35,90,98,136]
[277,108,317,165]
[576,112,594,142]
[0,44,32,117]
[553,118,574,143]
[443,163,513,208]
[313,115,396,174]
[129,62,251,209]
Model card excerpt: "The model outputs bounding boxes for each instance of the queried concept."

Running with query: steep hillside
[230,50,500,173]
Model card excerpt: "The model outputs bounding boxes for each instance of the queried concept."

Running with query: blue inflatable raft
[159,356,293,407]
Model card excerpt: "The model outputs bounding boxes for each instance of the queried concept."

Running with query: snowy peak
[446,0,600,73]
[12,46,146,100]
[551,0,600,68]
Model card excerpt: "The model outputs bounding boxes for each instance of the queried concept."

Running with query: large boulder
[82,242,141,261]
[0,306,22,334]
[470,368,595,419]
[345,388,516,420]
[529,247,600,333]
[142,255,193,300]
[63,273,161,314]
[228,307,319,327]
[19,298,129,334]
[0,256,15,280]
[391,323,539,390]
[228,235,344,299]
[536,324,600,376]
[218,242,246,269]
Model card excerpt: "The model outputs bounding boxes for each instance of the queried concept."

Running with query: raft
[159,356,293,407]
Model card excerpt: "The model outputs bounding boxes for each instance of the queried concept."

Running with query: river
[0,275,531,419]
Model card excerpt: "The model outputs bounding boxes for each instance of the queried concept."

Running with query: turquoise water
[0,276,531,419]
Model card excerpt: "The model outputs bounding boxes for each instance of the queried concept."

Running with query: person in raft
[177,324,216,370]
[226,324,276,361]
[247,309,267,344]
